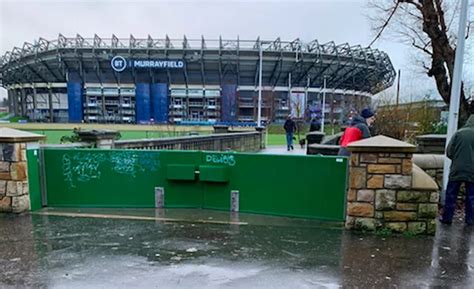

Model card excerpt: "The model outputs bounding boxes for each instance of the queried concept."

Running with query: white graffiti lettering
[62,154,75,188]
[205,154,236,166]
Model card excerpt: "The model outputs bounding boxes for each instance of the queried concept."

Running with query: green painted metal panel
[231,154,347,221]
[166,164,196,181]
[160,151,202,208]
[41,148,347,221]
[199,151,347,221]
[199,166,229,183]
[200,152,235,210]
[26,149,42,211]
[43,148,162,207]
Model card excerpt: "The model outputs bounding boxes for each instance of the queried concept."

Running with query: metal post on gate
[39,147,48,207]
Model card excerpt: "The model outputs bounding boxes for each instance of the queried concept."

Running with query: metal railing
[114,131,264,151]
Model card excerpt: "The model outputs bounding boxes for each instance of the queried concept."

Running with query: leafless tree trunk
[369,0,473,123]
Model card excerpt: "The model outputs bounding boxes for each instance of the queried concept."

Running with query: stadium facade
[0,34,396,125]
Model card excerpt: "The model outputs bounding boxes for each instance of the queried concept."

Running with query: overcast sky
[0,0,472,102]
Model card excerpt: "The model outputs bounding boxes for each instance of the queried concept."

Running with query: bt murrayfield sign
[111,56,185,72]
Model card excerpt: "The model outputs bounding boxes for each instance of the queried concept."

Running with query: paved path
[259,145,307,155]
[1,208,473,288]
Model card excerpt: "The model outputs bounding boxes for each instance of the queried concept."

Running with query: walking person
[283,115,297,151]
[338,108,376,156]
[441,115,474,225]
[309,117,321,132]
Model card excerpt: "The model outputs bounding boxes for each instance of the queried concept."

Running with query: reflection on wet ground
[0,208,473,288]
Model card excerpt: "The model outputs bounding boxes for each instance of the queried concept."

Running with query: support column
[67,80,84,123]
[20,88,26,116]
[33,86,38,121]
[11,89,19,115]
[7,89,13,115]
[48,86,54,123]
[135,83,151,123]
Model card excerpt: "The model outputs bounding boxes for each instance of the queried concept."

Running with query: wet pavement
[1,208,473,288]
[259,145,307,155]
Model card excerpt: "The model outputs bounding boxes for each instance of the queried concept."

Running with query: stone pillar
[345,135,439,235]
[213,125,229,134]
[0,128,45,213]
[76,129,119,149]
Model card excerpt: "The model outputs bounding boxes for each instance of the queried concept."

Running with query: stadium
[0,34,396,125]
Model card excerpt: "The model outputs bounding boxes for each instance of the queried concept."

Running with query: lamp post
[441,0,469,204]
[321,75,327,133]
[257,40,263,127]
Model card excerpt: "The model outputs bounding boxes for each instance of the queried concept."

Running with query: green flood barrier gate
[26,148,348,222]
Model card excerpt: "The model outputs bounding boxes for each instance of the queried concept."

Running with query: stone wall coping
[416,134,447,140]
[347,135,416,153]
[413,154,445,170]
[114,131,260,148]
[306,131,325,136]
[412,164,439,191]
[308,143,340,149]
[0,127,46,143]
[41,142,91,148]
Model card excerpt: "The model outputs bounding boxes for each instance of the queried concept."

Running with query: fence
[113,131,264,151]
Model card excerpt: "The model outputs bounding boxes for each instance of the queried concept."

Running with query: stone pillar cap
[0,127,46,143]
[347,135,416,153]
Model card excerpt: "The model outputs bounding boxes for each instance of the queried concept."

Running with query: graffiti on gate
[62,152,107,187]
[110,151,137,177]
[205,153,236,166]
[136,152,161,172]
[61,151,161,188]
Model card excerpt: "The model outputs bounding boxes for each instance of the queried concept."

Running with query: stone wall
[345,136,439,235]
[413,154,444,188]
[0,142,30,213]
[416,134,446,154]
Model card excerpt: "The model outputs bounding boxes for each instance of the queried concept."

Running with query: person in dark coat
[283,115,297,151]
[441,115,474,225]
[309,117,321,132]
[338,108,375,156]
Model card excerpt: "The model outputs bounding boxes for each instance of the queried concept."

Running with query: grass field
[29,130,287,146]
[2,123,325,146]
[24,129,207,144]
[16,129,289,146]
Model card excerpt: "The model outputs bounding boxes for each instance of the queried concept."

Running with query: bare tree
[369,0,473,123]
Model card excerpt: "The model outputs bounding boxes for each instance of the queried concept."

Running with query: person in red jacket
[338,108,376,156]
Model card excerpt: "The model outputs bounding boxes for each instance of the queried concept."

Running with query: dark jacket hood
[464,115,474,128]
[351,115,367,126]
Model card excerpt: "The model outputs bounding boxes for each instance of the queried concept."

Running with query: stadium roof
[0,34,396,94]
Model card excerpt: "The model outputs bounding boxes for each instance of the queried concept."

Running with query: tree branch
[399,0,423,11]
[411,40,433,55]
[369,2,400,46]
[434,0,448,33]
